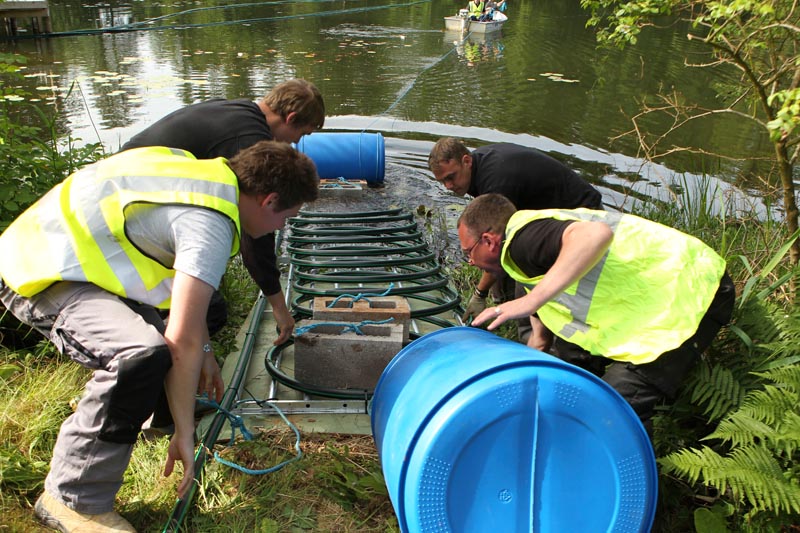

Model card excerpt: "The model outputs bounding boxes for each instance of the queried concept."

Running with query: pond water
[1,0,773,216]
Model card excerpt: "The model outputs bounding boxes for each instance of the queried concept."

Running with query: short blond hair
[428,137,470,172]
[262,79,325,130]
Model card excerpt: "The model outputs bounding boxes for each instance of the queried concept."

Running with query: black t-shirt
[122,99,272,159]
[468,143,603,210]
[121,99,282,296]
[507,218,575,278]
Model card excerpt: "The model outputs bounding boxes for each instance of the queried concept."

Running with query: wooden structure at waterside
[1,0,52,37]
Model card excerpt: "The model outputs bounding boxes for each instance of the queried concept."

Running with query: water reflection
[96,5,133,28]
[445,32,505,65]
[0,0,775,208]
[326,115,768,220]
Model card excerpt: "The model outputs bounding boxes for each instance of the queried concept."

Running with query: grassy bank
[3,194,800,531]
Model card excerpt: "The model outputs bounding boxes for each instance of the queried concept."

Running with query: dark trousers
[552,272,735,434]
[150,289,227,429]
[492,272,533,344]
[206,289,228,335]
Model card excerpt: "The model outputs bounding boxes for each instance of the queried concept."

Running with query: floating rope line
[10,0,434,39]
[362,23,472,130]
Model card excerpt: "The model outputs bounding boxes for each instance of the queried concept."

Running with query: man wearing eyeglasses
[459,193,734,434]
[428,137,603,337]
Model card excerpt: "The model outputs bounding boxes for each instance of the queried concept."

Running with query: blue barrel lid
[371,327,657,532]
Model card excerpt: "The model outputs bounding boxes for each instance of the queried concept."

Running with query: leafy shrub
[0,52,104,230]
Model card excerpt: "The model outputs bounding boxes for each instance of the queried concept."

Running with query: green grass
[2,183,800,531]
[117,429,396,532]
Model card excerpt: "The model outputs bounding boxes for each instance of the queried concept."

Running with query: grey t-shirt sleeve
[126,205,235,289]
[171,209,234,288]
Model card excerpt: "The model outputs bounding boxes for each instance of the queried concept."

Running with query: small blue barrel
[370,327,657,532]
[295,132,385,184]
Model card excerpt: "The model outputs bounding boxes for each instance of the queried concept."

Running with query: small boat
[444,9,507,34]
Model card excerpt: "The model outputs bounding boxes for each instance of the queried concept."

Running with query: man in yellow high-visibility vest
[122,78,326,341]
[0,141,319,532]
[460,194,735,434]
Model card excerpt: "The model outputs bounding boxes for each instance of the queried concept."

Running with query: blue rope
[197,397,254,444]
[320,177,352,189]
[294,317,395,337]
[196,397,303,475]
[327,282,395,307]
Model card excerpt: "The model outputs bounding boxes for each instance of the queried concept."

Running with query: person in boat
[481,0,498,21]
[460,193,735,433]
[122,79,325,342]
[0,142,319,532]
[467,0,485,21]
[427,138,603,336]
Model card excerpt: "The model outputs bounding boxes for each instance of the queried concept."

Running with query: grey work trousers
[0,280,171,514]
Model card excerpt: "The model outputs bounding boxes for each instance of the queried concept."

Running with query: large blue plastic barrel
[370,327,657,532]
[295,132,385,184]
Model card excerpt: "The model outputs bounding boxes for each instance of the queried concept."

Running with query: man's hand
[461,289,488,322]
[267,291,295,345]
[472,294,540,331]
[164,431,196,497]
[197,351,224,403]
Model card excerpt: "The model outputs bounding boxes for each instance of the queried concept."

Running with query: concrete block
[312,296,411,342]
[294,320,404,390]
[319,179,366,197]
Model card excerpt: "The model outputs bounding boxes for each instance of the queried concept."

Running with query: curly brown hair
[229,141,319,210]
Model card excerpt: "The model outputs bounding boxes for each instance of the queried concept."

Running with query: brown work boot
[34,491,137,532]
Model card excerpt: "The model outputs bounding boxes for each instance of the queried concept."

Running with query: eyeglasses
[462,238,481,262]
[461,227,490,262]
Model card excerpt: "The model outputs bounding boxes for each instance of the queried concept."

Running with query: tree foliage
[580,0,800,266]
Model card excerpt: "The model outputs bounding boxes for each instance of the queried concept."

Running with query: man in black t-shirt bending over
[428,137,603,337]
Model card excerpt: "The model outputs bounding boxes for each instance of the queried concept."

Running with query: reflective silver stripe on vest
[69,167,237,305]
[53,178,90,284]
[515,210,622,339]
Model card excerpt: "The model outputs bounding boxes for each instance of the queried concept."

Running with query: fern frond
[754,364,800,393]
[689,363,746,420]
[703,363,800,454]
[772,411,800,457]
[660,446,720,485]
[740,384,798,426]
[660,445,800,515]
[704,411,773,447]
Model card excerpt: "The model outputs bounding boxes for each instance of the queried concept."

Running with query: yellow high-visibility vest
[501,208,726,363]
[468,0,485,17]
[0,146,241,309]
